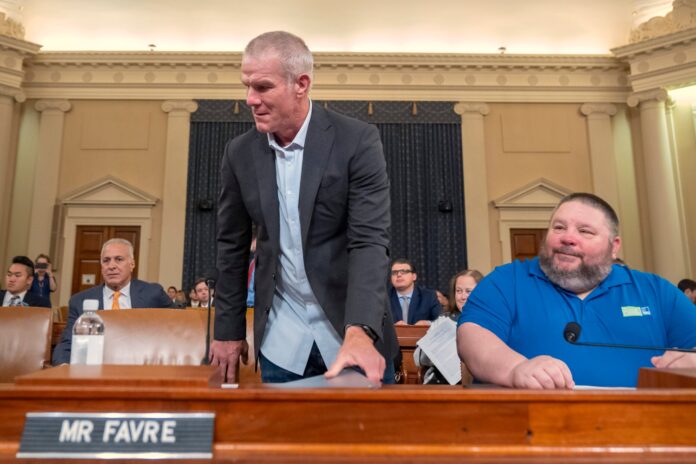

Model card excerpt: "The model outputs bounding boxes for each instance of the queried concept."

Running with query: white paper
[265,368,377,389]
[416,317,461,385]
[573,385,636,390]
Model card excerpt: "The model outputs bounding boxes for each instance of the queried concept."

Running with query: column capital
[454,102,490,116]
[0,84,25,102]
[161,100,198,114]
[34,99,72,113]
[580,103,617,117]
[626,88,669,108]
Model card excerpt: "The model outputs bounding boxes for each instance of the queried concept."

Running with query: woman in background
[31,254,57,301]
[415,269,484,384]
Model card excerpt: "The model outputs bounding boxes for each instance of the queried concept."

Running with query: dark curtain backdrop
[183,100,466,296]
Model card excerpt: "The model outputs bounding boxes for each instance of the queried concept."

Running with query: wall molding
[20,51,631,103]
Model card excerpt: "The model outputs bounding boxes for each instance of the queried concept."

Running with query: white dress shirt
[102,282,132,309]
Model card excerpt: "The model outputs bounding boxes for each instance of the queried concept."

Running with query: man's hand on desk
[651,350,696,368]
[325,326,385,386]
[210,339,249,383]
[509,355,575,390]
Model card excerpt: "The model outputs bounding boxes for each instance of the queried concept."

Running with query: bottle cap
[83,299,99,311]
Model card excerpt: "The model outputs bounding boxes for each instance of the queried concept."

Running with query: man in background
[457,193,696,388]
[678,279,696,304]
[1,256,51,307]
[389,258,441,325]
[53,238,172,364]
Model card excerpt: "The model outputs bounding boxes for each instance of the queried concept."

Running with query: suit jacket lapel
[129,280,141,307]
[299,106,334,248]
[253,132,281,253]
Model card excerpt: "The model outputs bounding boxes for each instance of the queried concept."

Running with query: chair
[100,309,209,365]
[0,307,53,382]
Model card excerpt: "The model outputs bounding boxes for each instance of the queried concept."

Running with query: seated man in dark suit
[1,256,51,307]
[389,259,441,325]
[52,238,172,364]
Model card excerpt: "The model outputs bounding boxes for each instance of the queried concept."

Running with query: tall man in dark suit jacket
[389,259,441,325]
[1,256,51,307]
[211,31,397,385]
[52,238,171,364]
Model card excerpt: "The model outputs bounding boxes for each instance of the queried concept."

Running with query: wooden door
[71,226,141,294]
[510,228,546,262]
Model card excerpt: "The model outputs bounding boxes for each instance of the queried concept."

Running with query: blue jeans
[259,343,396,384]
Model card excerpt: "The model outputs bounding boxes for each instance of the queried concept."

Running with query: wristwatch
[347,323,378,342]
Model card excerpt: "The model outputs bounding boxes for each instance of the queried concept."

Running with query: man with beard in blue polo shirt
[457,193,696,388]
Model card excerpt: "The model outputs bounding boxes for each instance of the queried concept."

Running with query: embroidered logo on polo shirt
[621,306,651,317]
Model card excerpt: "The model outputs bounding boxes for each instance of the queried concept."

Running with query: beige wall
[57,100,168,282]
[483,103,593,266]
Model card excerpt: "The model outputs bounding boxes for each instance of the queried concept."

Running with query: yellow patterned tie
[111,291,121,310]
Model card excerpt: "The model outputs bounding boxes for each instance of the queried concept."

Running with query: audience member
[189,288,201,307]
[52,238,172,364]
[457,193,696,388]
[194,277,213,308]
[415,269,483,384]
[678,278,696,304]
[31,253,57,300]
[166,286,177,302]
[211,31,397,385]
[173,290,188,308]
[389,259,441,325]
[1,256,51,307]
[435,290,448,313]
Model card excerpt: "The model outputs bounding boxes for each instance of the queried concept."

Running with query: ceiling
[6,0,675,54]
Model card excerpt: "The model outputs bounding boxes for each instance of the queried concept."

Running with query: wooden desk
[2,368,696,463]
[394,324,428,384]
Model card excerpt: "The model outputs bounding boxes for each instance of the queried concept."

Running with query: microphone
[563,322,696,353]
[202,269,219,365]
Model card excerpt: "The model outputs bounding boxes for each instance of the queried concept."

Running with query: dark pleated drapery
[183,100,466,296]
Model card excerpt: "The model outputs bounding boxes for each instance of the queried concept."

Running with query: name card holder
[18,412,214,460]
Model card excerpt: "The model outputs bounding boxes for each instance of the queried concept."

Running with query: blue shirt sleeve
[659,276,696,348]
[457,263,518,343]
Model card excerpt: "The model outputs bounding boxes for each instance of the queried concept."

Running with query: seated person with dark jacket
[1,256,51,307]
[52,238,172,364]
[389,259,441,325]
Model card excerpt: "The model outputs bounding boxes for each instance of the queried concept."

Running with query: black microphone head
[564,322,581,343]
[206,268,219,287]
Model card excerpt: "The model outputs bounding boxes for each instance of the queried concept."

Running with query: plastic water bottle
[70,299,105,365]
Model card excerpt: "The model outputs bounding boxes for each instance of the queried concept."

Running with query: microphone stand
[202,279,215,365]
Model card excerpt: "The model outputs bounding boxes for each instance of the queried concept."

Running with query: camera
[35,263,48,270]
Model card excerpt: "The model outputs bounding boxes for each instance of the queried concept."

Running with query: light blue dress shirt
[259,102,342,375]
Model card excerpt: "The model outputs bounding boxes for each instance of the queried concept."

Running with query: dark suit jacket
[52,279,172,365]
[0,289,51,308]
[215,104,397,362]
[389,286,442,324]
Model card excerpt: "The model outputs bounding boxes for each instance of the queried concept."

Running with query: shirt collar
[104,281,131,299]
[267,100,313,152]
[8,290,28,300]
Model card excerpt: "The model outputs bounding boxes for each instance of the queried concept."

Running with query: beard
[538,244,613,294]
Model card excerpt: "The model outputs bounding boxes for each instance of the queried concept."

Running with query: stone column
[580,103,620,209]
[159,100,198,288]
[454,102,491,273]
[0,90,22,266]
[27,99,71,259]
[627,89,688,282]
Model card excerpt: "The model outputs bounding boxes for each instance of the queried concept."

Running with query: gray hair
[244,31,314,83]
[101,238,134,260]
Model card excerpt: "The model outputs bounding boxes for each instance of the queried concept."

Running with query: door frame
[56,177,157,305]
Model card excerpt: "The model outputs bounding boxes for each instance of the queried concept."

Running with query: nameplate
[17,412,214,459]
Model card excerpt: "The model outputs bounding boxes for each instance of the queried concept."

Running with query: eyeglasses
[390,269,413,276]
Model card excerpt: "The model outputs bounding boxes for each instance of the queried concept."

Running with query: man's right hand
[209,339,249,383]
[509,355,574,389]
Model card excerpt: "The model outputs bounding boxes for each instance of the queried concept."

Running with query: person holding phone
[31,254,57,300]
